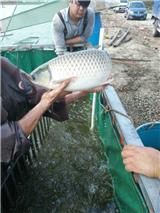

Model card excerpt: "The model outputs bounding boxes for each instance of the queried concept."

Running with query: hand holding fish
[85,84,107,93]
[18,79,71,137]
[39,79,71,110]
[85,74,113,93]
[64,79,112,104]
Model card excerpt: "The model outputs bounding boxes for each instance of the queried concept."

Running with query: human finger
[122,156,135,165]
[41,78,72,103]
[48,78,73,97]
[121,148,136,158]
[101,78,114,85]
[87,84,107,93]
[56,78,72,90]
[124,163,136,173]
[92,78,114,92]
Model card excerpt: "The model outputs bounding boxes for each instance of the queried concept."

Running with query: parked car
[152,0,160,37]
[124,1,147,20]
[113,0,128,13]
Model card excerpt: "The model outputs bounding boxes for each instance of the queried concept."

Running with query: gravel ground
[100,8,160,127]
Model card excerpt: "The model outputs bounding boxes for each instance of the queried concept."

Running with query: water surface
[14,98,116,213]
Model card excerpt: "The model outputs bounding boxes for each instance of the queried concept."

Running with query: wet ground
[12,98,118,213]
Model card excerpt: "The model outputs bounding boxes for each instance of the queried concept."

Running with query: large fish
[31,49,112,91]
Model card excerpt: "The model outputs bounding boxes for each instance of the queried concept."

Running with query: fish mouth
[31,64,52,88]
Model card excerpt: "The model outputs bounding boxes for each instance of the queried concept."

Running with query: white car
[113,0,128,13]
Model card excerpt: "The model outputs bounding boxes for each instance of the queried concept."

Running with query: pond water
[13,98,117,213]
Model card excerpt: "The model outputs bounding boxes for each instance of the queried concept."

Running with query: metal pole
[90,28,105,130]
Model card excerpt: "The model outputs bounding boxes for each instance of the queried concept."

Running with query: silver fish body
[31,49,112,91]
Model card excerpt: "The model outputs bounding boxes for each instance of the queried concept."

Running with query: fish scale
[31,49,112,91]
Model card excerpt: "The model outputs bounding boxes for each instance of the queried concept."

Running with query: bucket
[136,122,160,150]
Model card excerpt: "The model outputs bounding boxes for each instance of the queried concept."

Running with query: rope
[99,95,134,123]
[1,3,18,42]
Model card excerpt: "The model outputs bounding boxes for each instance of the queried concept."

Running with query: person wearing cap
[52,0,95,55]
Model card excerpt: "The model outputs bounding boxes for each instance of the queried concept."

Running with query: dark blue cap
[78,0,91,8]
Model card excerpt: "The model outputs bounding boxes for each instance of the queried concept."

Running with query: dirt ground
[99,8,160,127]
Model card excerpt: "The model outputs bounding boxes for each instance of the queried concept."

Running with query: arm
[52,14,67,55]
[80,8,95,42]
[18,79,71,136]
[1,121,30,164]
[52,15,84,52]
[65,91,88,104]
[65,9,95,46]
[19,76,70,122]
[65,36,84,46]
[1,82,69,164]
[65,84,107,104]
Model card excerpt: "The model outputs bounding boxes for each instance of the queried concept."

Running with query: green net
[95,94,149,213]
[1,49,57,73]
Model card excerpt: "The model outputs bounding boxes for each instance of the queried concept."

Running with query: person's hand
[85,84,108,93]
[121,144,160,178]
[39,79,71,110]
[63,75,113,104]
[86,74,113,93]
[64,83,109,104]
